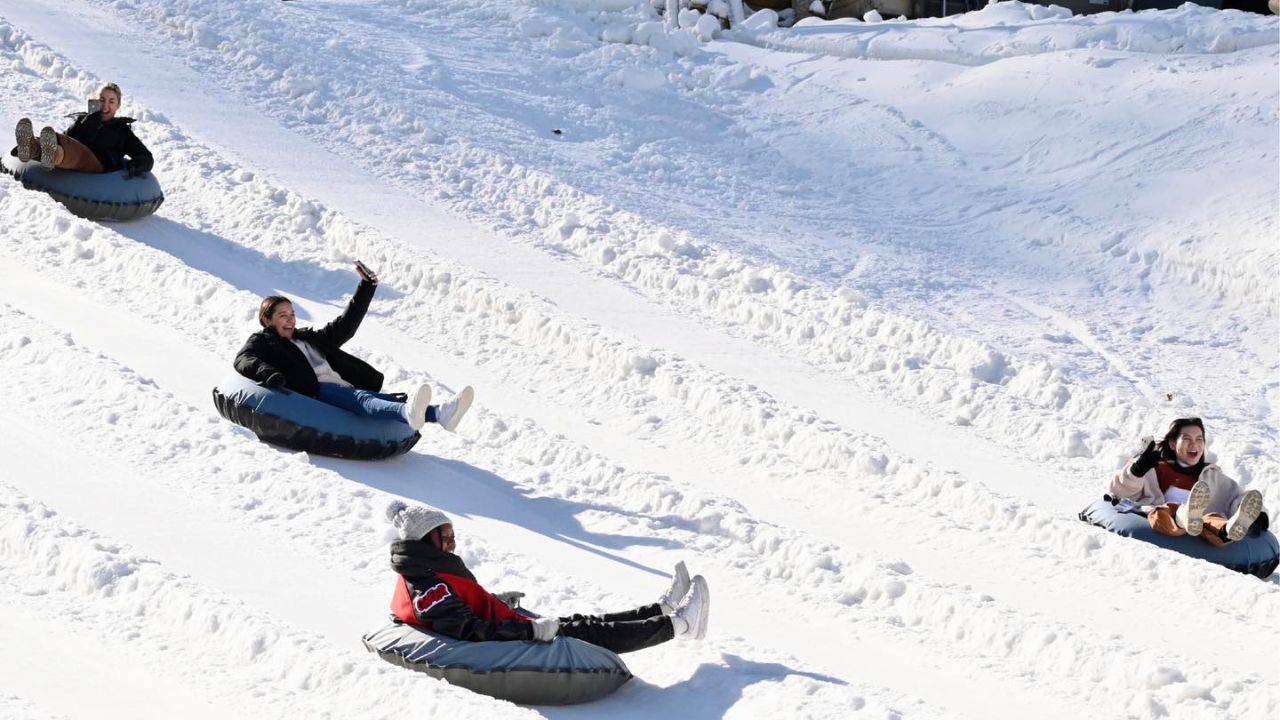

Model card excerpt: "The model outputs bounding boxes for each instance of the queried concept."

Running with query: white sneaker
[1226,489,1264,542]
[403,383,432,430]
[1176,480,1211,537]
[436,385,474,432]
[658,561,691,615]
[15,118,33,163]
[673,575,709,640]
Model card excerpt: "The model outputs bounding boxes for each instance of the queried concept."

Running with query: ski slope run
[1,2,1277,719]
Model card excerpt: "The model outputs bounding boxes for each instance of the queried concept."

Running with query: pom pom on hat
[386,500,452,541]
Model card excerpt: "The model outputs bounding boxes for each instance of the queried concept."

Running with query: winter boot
[658,561,691,615]
[1176,480,1211,537]
[435,385,474,432]
[672,575,709,640]
[403,383,432,430]
[1226,489,1264,542]
[38,126,58,170]
[15,118,33,163]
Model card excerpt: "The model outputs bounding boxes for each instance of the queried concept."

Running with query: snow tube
[1079,499,1279,579]
[2,153,163,221]
[211,374,419,460]
[363,621,632,705]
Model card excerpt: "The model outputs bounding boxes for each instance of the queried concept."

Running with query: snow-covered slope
[0,1,1276,718]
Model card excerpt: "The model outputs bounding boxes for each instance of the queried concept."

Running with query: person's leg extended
[584,604,666,623]
[315,383,406,423]
[52,132,103,172]
[1199,514,1231,548]
[556,613,673,654]
[1147,504,1186,537]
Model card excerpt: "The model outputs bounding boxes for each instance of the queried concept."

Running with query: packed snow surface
[0,1,1277,719]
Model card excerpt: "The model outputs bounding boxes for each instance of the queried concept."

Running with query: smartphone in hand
[88,98,102,114]
[355,260,378,282]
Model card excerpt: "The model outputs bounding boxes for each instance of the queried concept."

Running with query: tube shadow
[109,214,404,321]
[545,653,849,719]
[314,450,678,577]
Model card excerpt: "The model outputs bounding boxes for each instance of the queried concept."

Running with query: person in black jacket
[13,83,154,175]
[234,263,475,431]
[385,501,711,652]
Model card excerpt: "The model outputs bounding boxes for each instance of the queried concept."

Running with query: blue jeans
[316,383,406,424]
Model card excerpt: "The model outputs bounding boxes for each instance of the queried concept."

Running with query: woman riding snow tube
[1082,418,1278,579]
[5,83,162,221]
[366,502,711,704]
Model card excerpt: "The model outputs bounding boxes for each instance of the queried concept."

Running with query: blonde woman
[13,82,152,175]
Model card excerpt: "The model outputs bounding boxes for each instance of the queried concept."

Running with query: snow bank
[734,3,1279,64]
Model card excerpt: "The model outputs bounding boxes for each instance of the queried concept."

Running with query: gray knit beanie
[386,500,451,541]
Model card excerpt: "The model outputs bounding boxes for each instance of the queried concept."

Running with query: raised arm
[314,269,378,347]
[1109,436,1160,503]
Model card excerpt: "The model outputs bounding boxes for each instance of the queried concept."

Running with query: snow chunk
[966,347,1011,384]
[652,230,703,258]
[694,14,721,42]
[624,354,659,377]
[613,66,666,91]
[743,274,774,294]
[741,9,778,31]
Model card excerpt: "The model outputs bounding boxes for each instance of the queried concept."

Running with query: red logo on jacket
[413,582,452,613]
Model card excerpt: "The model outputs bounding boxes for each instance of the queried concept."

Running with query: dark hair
[258,295,292,327]
[1159,417,1205,460]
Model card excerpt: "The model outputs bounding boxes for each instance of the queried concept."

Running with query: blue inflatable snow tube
[363,621,632,705]
[212,374,420,461]
[1079,499,1279,579]
[2,153,163,221]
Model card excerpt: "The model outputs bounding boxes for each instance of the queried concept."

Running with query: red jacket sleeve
[395,575,532,643]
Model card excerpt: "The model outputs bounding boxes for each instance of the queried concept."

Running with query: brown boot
[15,118,33,163]
[38,126,58,170]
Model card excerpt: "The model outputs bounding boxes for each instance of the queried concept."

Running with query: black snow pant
[556,603,673,654]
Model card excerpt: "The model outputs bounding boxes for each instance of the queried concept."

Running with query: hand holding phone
[355,260,378,284]
[88,98,102,114]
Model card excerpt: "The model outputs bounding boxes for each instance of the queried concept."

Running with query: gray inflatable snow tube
[212,374,420,461]
[2,153,163,221]
[363,622,633,705]
[1080,498,1279,579]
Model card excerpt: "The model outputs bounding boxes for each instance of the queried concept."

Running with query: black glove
[1129,439,1161,477]
[125,159,146,178]
[264,372,286,389]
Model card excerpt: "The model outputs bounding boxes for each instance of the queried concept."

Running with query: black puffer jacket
[233,279,384,397]
[64,111,153,174]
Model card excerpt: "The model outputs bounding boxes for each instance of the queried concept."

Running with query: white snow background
[0,0,1277,718]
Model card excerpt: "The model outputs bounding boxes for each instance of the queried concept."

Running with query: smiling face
[1170,425,1205,466]
[431,524,456,554]
[98,88,121,121]
[266,301,296,339]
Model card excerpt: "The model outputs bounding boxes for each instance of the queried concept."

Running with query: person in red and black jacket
[385,501,710,653]
[1110,417,1268,545]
